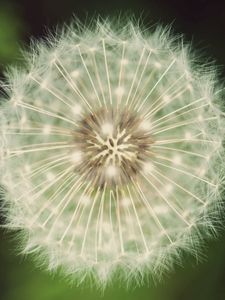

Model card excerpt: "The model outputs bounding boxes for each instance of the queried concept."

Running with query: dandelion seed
[0,19,225,288]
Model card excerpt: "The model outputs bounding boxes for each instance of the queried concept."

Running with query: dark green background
[0,1,225,299]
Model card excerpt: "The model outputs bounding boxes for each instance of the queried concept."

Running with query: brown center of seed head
[72,107,154,189]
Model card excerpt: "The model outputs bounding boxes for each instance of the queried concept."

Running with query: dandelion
[0,19,225,287]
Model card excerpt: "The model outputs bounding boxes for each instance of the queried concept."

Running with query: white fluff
[0,19,225,289]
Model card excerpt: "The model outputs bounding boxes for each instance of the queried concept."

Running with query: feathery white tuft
[0,19,225,288]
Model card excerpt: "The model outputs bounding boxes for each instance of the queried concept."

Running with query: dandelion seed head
[0,18,225,288]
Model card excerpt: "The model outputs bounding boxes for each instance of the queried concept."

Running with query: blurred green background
[0,0,225,299]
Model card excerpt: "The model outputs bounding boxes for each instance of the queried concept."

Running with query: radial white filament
[0,19,224,288]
